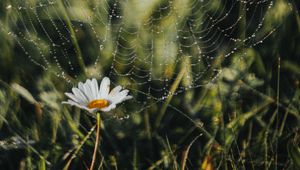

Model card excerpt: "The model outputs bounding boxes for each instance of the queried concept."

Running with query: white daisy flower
[62,77,132,113]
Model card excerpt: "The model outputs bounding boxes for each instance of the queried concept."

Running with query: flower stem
[90,113,101,170]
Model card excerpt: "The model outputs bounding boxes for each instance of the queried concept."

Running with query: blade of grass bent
[181,135,201,170]
[63,124,96,170]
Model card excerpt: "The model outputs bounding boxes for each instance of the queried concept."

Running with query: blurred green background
[0,0,299,169]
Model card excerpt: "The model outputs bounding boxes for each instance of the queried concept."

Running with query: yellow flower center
[87,99,109,109]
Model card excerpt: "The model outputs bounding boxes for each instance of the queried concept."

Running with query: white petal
[110,89,129,104]
[85,79,95,100]
[100,104,116,112]
[99,77,110,98]
[72,88,88,104]
[122,95,133,101]
[78,82,92,101]
[108,85,122,99]
[114,95,132,105]
[78,82,84,90]
[92,78,99,98]
[65,92,82,104]
[62,101,72,105]
[62,100,85,109]
[63,100,96,113]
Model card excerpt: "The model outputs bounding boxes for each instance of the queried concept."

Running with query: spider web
[2,0,281,113]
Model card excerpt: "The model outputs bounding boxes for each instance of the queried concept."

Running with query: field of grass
[0,0,299,169]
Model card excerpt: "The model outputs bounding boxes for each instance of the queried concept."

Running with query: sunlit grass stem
[57,0,86,75]
[154,63,186,129]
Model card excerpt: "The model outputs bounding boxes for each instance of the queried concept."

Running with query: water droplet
[6,5,12,9]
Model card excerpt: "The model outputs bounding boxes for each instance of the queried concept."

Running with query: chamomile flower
[62,77,132,113]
